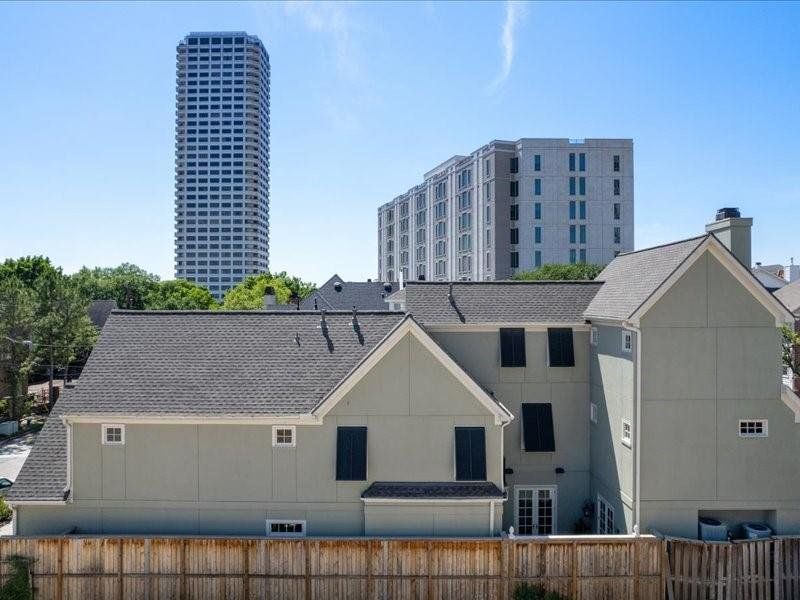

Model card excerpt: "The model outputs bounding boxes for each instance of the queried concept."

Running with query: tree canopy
[512,263,604,281]
[220,272,316,310]
[145,279,217,310]
[71,263,160,310]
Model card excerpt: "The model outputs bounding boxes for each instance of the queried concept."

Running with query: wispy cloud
[284,1,361,80]
[489,1,527,92]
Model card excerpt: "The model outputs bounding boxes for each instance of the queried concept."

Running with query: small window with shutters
[455,427,486,481]
[336,427,367,481]
[547,328,575,367]
[521,404,555,452]
[500,328,526,367]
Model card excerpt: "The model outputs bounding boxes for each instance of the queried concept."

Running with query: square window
[102,424,125,445]
[621,419,632,447]
[622,330,632,354]
[738,419,768,438]
[272,426,296,447]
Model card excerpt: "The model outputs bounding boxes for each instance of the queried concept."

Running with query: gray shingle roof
[775,279,800,316]
[404,281,603,324]
[61,310,405,417]
[299,275,398,311]
[5,404,68,502]
[88,300,117,329]
[583,235,707,321]
[361,481,504,500]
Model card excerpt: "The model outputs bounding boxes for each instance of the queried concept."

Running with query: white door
[596,495,615,534]
[515,486,557,535]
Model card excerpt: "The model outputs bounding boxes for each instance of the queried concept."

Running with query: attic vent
[334,282,343,292]
[383,282,393,293]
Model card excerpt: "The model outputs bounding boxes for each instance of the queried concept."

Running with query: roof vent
[383,282,393,293]
[334,281,343,292]
[716,207,741,220]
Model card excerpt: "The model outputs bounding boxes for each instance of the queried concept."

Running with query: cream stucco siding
[430,329,589,533]
[639,252,795,536]
[19,330,504,536]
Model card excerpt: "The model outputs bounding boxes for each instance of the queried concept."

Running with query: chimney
[705,207,752,267]
[262,285,276,308]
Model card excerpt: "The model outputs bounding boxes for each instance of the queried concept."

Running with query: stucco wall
[588,323,636,534]
[640,252,794,536]
[431,328,590,534]
[20,331,503,536]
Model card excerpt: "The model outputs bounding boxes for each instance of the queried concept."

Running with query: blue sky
[0,1,798,285]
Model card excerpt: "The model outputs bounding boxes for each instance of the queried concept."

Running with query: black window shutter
[455,427,486,481]
[500,328,526,367]
[548,328,575,367]
[522,403,555,452]
[336,426,367,481]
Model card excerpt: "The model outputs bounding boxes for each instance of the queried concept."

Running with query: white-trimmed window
[590,403,598,424]
[102,424,125,445]
[738,419,768,438]
[590,327,599,346]
[272,426,296,447]
[621,330,632,354]
[621,419,632,447]
[266,520,306,537]
[597,495,615,534]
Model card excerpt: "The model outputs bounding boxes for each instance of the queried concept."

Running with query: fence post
[56,536,64,600]
[366,539,373,600]
[242,540,250,600]
[180,539,187,600]
[304,539,311,600]
[426,541,434,600]
[774,539,783,600]
[571,540,579,600]
[143,539,151,600]
[632,540,639,600]
[117,538,124,600]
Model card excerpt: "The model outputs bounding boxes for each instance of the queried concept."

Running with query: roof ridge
[406,280,604,285]
[109,310,406,316]
[614,234,708,258]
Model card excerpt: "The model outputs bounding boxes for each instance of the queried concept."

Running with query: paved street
[0,431,37,535]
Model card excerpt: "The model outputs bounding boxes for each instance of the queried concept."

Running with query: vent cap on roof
[334,282,343,292]
[383,283,393,293]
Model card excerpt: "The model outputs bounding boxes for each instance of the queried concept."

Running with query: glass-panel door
[515,486,557,535]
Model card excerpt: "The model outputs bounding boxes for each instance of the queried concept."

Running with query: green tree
[71,263,160,309]
[0,276,36,420]
[0,256,58,288]
[512,263,604,281]
[221,272,316,310]
[145,280,217,310]
[782,324,800,388]
[33,270,97,404]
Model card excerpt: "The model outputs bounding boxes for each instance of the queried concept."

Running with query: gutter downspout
[627,323,643,536]
[61,416,72,502]
[499,418,511,536]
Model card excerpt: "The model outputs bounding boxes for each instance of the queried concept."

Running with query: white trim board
[423,323,591,333]
[313,316,513,425]
[628,236,794,328]
[782,385,800,423]
[361,498,500,504]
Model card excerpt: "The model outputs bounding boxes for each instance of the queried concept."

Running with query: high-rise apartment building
[377,139,633,282]
[174,32,270,299]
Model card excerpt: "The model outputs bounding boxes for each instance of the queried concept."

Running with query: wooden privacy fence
[4,534,800,600]
[0,534,662,600]
[665,536,800,600]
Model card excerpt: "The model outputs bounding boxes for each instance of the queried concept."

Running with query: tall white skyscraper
[174,32,270,299]
[378,138,634,282]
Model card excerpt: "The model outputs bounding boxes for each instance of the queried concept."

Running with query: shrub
[0,556,33,600]
[0,497,11,522]
[513,583,571,600]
